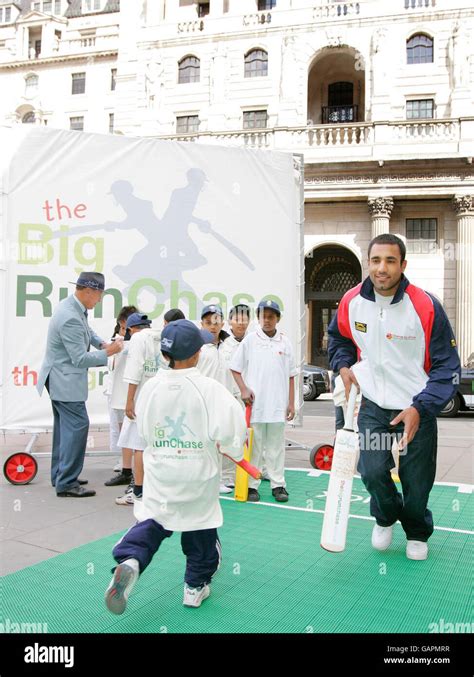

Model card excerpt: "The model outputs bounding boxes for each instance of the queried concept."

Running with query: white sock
[122,558,140,574]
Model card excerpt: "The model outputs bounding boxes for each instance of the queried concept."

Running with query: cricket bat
[234,405,254,502]
[320,384,359,553]
[223,455,261,480]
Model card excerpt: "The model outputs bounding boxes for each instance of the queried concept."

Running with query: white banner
[0,126,304,430]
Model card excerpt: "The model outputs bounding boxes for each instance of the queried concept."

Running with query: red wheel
[310,444,334,471]
[3,453,38,485]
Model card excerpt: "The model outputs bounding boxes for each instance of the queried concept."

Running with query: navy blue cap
[126,313,152,329]
[201,304,224,319]
[256,299,281,317]
[161,320,213,360]
[71,272,105,291]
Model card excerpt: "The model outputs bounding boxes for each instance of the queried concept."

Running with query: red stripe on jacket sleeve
[337,283,363,360]
[404,284,435,373]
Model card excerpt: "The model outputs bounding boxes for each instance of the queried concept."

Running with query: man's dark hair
[164,308,185,323]
[368,234,406,263]
[117,305,139,323]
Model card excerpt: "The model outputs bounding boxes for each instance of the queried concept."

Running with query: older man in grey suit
[37,272,122,497]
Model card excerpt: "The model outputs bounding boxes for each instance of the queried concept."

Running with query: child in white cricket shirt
[104,306,138,491]
[115,312,165,505]
[197,304,229,383]
[105,320,247,613]
[218,304,251,489]
[230,300,297,503]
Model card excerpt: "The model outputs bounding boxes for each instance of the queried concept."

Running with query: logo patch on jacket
[386,333,416,341]
[355,322,367,333]
[451,339,457,347]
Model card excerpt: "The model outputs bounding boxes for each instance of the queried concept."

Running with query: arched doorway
[305,245,362,367]
[307,47,366,125]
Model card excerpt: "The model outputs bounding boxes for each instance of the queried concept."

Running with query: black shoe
[272,487,289,503]
[104,472,133,487]
[78,479,88,485]
[57,486,96,498]
[247,489,260,502]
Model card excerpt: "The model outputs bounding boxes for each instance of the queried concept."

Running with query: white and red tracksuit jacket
[328,275,461,417]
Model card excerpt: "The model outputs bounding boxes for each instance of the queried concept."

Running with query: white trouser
[220,394,244,486]
[108,397,124,455]
[249,422,285,490]
[220,454,236,486]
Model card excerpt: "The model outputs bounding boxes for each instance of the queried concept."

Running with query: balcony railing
[313,2,361,19]
[404,0,435,8]
[177,19,205,33]
[243,12,272,26]
[156,118,471,164]
[322,105,358,124]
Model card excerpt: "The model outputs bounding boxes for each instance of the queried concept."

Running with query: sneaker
[219,484,233,494]
[406,540,428,561]
[247,488,260,502]
[371,524,393,551]
[104,471,133,487]
[105,559,139,615]
[115,486,141,505]
[183,583,211,608]
[272,486,289,502]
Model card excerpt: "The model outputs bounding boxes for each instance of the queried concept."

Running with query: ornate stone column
[452,195,474,366]
[368,196,394,238]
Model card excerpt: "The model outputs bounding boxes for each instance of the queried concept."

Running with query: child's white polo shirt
[230,327,297,423]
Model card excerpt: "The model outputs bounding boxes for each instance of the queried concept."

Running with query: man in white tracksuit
[230,300,297,503]
[105,319,247,613]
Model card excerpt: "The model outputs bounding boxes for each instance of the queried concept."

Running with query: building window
[111,68,117,91]
[406,219,438,254]
[178,56,200,84]
[176,115,200,134]
[197,2,209,17]
[72,72,86,95]
[83,0,101,12]
[258,0,277,9]
[34,2,41,9]
[244,49,268,78]
[43,0,52,12]
[22,111,36,124]
[54,0,62,13]
[70,116,84,131]
[406,99,434,119]
[0,6,12,23]
[243,110,267,129]
[25,74,39,97]
[407,34,433,65]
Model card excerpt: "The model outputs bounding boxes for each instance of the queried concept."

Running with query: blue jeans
[50,399,89,493]
[357,396,437,542]
[112,519,221,588]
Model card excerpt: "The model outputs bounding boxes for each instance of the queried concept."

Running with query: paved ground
[1,397,472,575]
